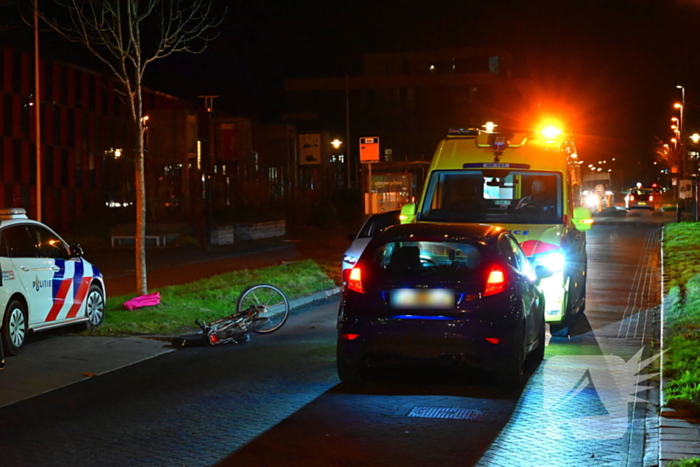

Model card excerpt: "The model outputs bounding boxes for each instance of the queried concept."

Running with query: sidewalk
[593,207,700,465]
[83,222,349,297]
[0,227,348,409]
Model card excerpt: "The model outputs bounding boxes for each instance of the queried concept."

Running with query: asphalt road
[0,211,669,466]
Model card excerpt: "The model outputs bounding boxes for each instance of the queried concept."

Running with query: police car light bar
[0,208,28,220]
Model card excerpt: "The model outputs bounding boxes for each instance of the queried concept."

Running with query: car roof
[375,222,504,244]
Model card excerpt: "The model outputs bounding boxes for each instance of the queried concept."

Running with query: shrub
[214,206,285,225]
[309,200,340,230]
[331,188,363,225]
[175,234,201,248]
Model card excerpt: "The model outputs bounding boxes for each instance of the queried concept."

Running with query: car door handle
[51,266,60,271]
[21,266,30,272]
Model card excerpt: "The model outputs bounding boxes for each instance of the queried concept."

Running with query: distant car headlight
[584,193,599,209]
[533,251,565,274]
[343,254,358,265]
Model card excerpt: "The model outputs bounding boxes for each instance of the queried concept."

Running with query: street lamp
[676,83,686,175]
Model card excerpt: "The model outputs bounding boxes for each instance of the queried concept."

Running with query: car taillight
[649,195,654,201]
[348,267,364,294]
[484,266,507,296]
[629,195,634,201]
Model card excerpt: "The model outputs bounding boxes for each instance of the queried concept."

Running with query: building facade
[0,45,197,232]
[284,47,538,192]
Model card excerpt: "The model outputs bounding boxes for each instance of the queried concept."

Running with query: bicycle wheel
[236,284,289,334]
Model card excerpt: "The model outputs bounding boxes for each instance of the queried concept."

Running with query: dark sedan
[336,222,548,388]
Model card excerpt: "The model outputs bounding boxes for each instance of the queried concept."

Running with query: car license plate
[638,202,647,205]
[390,289,455,309]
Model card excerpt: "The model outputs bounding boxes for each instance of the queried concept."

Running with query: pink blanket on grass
[123,292,161,310]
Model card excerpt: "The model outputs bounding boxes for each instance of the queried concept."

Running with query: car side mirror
[572,206,593,232]
[69,242,84,258]
[400,203,416,224]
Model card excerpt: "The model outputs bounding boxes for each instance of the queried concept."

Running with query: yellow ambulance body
[400,126,593,337]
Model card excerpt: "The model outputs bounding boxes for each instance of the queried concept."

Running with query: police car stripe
[72,260,85,299]
[66,261,90,319]
[46,277,72,322]
[66,277,92,319]
[45,260,69,322]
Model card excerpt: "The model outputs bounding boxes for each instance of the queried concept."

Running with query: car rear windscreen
[370,240,482,278]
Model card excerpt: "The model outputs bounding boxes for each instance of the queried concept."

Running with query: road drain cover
[407,406,489,421]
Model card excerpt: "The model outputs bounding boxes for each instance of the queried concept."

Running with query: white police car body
[0,208,106,355]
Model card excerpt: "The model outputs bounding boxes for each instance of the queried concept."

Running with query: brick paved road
[214,223,662,467]
[0,221,664,467]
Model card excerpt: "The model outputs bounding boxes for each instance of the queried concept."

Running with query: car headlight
[343,254,358,265]
[533,251,565,273]
[584,193,599,208]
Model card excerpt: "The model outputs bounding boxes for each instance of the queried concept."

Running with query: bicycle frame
[173,284,290,348]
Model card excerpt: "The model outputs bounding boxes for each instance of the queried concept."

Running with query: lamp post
[676,85,686,176]
[34,0,41,221]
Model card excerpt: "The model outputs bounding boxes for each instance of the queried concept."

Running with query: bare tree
[34,0,223,295]
[0,0,22,29]
[654,136,683,174]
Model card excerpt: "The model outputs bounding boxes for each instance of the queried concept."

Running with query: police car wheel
[2,300,27,356]
[84,285,105,331]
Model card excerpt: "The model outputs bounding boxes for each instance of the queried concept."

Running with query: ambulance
[400,123,593,337]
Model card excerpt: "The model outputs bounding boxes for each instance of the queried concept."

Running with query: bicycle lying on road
[172,284,290,348]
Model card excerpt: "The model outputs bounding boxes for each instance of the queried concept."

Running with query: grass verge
[662,222,700,416]
[86,258,337,336]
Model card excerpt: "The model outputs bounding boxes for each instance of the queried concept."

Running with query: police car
[0,208,106,356]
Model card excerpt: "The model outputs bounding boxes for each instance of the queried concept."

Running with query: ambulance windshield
[419,170,563,225]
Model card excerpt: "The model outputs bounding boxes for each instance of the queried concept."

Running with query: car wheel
[498,328,525,389]
[2,299,27,356]
[336,339,364,384]
[550,285,579,338]
[578,281,587,315]
[84,284,105,331]
[549,319,570,338]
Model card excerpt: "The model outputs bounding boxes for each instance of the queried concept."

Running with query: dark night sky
[144,0,700,181]
[6,0,700,183]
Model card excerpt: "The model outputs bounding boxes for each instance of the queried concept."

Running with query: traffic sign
[360,136,380,163]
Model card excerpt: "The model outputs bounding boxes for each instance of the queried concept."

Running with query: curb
[142,286,344,340]
[289,287,342,312]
